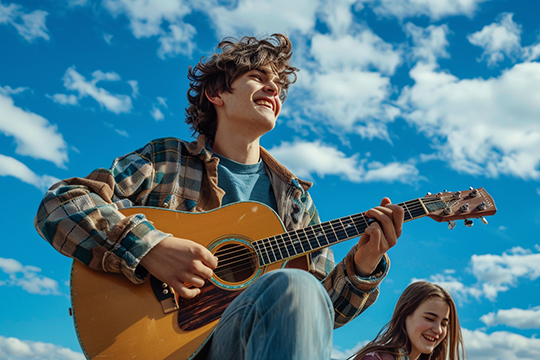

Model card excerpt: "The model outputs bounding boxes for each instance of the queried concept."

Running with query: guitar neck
[252,197,445,266]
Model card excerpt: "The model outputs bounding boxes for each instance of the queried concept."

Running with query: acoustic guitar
[70,187,496,359]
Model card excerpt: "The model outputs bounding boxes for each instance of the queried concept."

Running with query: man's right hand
[139,236,218,299]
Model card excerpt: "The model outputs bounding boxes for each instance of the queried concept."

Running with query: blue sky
[1,0,540,359]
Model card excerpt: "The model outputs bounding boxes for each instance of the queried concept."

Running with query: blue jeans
[204,269,334,360]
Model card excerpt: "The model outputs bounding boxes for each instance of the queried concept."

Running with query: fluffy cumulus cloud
[289,28,402,140]
[202,0,319,39]
[398,61,540,179]
[0,257,61,295]
[419,247,540,302]
[362,0,490,21]
[0,336,84,360]
[404,23,450,64]
[52,67,134,114]
[0,87,68,168]
[470,246,540,299]
[268,139,418,183]
[463,329,540,360]
[481,306,540,329]
[0,1,49,41]
[101,0,195,58]
[468,12,522,66]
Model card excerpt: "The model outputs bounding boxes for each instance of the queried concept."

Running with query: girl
[352,281,465,360]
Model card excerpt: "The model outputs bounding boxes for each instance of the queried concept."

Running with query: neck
[211,132,261,164]
[408,349,420,360]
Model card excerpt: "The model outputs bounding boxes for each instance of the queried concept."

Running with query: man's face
[218,65,283,135]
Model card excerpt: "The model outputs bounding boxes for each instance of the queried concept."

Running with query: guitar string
[212,198,442,273]
[212,197,447,274]
[211,198,449,276]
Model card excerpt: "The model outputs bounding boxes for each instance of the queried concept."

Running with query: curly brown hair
[185,33,298,140]
[351,281,466,360]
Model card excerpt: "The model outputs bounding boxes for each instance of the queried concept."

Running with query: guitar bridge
[150,276,179,313]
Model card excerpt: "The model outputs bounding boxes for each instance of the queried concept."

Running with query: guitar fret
[323,221,338,246]
[278,234,291,259]
[402,201,414,222]
[266,237,278,263]
[252,241,266,266]
[253,195,478,266]
[259,239,271,265]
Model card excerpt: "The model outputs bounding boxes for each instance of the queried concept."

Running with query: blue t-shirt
[212,151,278,212]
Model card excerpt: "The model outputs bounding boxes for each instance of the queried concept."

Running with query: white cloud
[523,42,540,62]
[48,93,79,106]
[398,61,540,180]
[0,336,84,360]
[468,13,522,66]
[288,28,402,140]
[0,257,61,295]
[404,23,450,64]
[127,80,139,98]
[331,340,367,360]
[151,106,164,121]
[420,247,540,302]
[102,0,196,58]
[470,247,540,300]
[157,22,196,59]
[202,0,319,38]
[103,32,113,44]
[0,2,49,41]
[363,0,490,21]
[318,0,359,35]
[268,140,418,183]
[0,90,68,167]
[57,67,133,114]
[310,31,402,76]
[413,273,484,303]
[157,96,167,108]
[150,97,167,121]
[292,69,397,140]
[463,329,540,360]
[0,154,60,190]
[481,306,540,329]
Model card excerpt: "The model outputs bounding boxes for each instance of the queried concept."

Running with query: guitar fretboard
[251,197,445,266]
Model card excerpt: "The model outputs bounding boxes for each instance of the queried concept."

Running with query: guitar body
[70,202,295,360]
[70,188,497,359]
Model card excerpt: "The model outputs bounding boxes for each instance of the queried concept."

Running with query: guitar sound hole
[213,243,258,283]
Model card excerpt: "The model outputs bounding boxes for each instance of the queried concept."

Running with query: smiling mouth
[422,334,437,343]
[254,99,274,111]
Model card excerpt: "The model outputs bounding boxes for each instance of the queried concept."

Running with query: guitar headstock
[423,187,497,226]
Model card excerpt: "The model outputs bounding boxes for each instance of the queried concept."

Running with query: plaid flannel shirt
[35,135,389,328]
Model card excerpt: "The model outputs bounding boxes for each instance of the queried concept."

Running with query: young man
[35,34,404,360]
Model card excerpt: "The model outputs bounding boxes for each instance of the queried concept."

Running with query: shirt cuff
[344,244,390,292]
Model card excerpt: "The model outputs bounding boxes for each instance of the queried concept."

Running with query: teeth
[255,99,273,109]
[423,335,436,342]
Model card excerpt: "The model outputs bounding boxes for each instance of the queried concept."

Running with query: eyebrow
[254,68,280,83]
[424,311,449,322]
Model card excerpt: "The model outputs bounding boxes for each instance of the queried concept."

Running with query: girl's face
[405,297,450,360]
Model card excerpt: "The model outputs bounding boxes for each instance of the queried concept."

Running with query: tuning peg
[426,192,432,196]
[480,216,488,225]
[448,221,456,230]
[464,219,474,227]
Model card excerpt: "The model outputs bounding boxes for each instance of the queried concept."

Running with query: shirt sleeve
[305,199,390,329]
[34,144,171,283]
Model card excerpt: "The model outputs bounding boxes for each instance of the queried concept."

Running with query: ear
[205,90,224,106]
